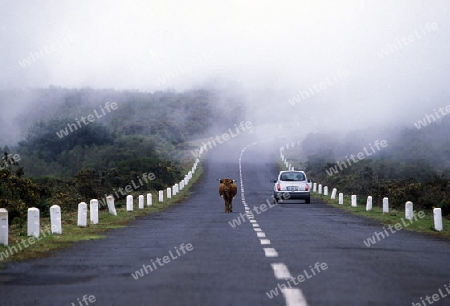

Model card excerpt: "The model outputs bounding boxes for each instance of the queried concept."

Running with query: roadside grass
[0,161,204,265]
[314,192,450,239]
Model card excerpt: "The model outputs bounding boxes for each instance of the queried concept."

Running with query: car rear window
[280,172,305,181]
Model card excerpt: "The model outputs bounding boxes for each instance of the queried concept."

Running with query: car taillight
[277,183,281,191]
[305,184,309,191]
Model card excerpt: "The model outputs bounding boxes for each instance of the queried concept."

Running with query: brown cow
[218,178,237,213]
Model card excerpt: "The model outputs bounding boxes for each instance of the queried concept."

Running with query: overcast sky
[1,0,449,131]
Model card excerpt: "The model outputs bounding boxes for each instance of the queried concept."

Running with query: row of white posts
[0,158,200,246]
[279,144,444,232]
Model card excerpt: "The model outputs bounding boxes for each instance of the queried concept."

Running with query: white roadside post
[351,195,357,207]
[126,195,134,211]
[147,193,152,206]
[366,196,372,211]
[405,201,413,220]
[338,193,344,205]
[318,184,322,195]
[50,205,62,234]
[159,190,164,202]
[313,183,317,193]
[383,197,389,213]
[0,208,8,245]
[433,208,443,231]
[331,188,337,200]
[27,207,40,238]
[138,195,144,209]
[77,202,88,227]
[90,199,99,224]
[107,196,117,216]
[324,186,328,196]
[167,187,172,199]
[172,185,177,196]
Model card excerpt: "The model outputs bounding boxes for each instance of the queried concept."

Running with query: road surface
[1,135,449,306]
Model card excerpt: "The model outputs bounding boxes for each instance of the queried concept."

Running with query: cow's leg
[229,201,233,212]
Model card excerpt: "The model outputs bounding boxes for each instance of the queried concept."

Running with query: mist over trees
[297,117,450,215]
[0,87,245,224]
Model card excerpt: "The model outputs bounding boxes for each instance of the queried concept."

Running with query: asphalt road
[1,134,450,306]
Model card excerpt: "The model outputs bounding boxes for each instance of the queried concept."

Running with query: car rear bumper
[274,191,310,200]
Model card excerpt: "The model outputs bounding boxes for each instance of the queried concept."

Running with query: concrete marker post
[27,207,40,238]
[138,195,144,209]
[0,208,8,245]
[433,208,443,231]
[313,183,317,193]
[106,196,117,216]
[405,201,413,220]
[324,186,328,196]
[159,190,164,202]
[331,188,337,200]
[77,202,87,227]
[126,195,134,211]
[366,196,372,211]
[339,193,344,205]
[167,187,172,199]
[90,199,99,224]
[383,197,389,213]
[318,184,322,195]
[50,205,62,234]
[351,195,357,207]
[147,193,152,206]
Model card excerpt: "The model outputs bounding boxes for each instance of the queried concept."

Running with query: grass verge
[314,192,450,239]
[0,161,204,266]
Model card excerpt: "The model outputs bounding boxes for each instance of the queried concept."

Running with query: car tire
[305,197,310,204]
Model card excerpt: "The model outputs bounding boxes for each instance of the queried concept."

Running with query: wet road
[1,136,450,306]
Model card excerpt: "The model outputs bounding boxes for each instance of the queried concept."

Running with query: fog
[1,0,450,137]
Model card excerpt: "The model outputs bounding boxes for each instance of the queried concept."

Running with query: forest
[0,87,245,225]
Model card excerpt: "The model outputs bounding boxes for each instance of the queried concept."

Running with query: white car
[271,170,311,204]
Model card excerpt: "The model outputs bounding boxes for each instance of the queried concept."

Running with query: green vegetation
[0,160,203,264]
[0,87,243,263]
[313,192,450,239]
[284,119,450,216]
[0,88,244,226]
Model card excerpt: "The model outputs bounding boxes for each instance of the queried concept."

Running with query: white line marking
[271,263,291,279]
[252,223,260,227]
[263,248,278,257]
[260,239,271,245]
[257,232,266,238]
[250,220,257,223]
[281,288,308,306]
[254,228,262,232]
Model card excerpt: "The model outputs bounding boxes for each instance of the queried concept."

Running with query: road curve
[0,135,450,306]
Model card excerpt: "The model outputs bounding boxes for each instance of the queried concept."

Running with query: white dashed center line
[238,142,308,306]
[263,248,278,257]
[271,263,292,279]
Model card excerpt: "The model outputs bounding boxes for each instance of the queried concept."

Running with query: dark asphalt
[1,134,450,306]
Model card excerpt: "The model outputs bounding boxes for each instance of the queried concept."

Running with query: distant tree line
[0,87,245,224]
[290,117,450,215]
